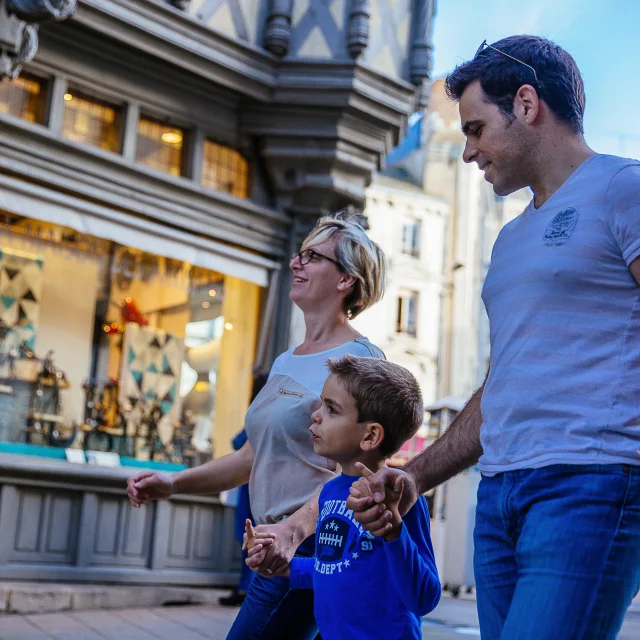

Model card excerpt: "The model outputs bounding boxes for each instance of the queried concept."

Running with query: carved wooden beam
[7,0,76,22]
[0,0,75,79]
[264,0,293,58]
[347,0,369,60]
[409,0,434,86]
[167,0,189,10]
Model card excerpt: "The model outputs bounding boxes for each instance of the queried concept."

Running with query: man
[347,35,640,639]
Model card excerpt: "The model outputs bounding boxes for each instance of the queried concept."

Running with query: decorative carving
[6,0,76,22]
[409,0,435,87]
[0,0,76,80]
[167,0,189,10]
[347,0,369,59]
[264,0,293,57]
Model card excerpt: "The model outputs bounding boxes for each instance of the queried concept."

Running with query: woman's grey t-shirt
[245,338,385,525]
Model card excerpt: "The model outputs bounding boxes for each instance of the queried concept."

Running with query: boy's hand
[243,519,278,576]
[357,464,404,542]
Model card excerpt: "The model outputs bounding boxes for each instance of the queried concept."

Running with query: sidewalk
[0,599,477,640]
[0,583,225,615]
[0,585,637,639]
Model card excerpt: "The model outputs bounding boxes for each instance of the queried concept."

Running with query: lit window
[136,117,186,177]
[62,90,123,153]
[202,139,249,198]
[0,73,47,124]
[396,291,418,337]
[401,220,421,258]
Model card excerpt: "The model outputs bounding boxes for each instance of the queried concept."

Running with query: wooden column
[214,276,261,457]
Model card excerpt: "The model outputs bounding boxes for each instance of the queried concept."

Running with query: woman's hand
[244,520,299,577]
[127,471,174,508]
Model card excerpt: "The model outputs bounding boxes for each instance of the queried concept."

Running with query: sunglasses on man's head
[474,39,540,85]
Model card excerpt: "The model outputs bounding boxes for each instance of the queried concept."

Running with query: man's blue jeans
[474,464,640,639]
[226,537,318,640]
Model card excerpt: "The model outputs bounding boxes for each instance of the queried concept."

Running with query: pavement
[0,590,638,639]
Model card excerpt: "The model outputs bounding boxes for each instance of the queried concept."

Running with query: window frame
[0,71,50,125]
[60,85,125,154]
[400,219,422,259]
[396,290,419,337]
[135,113,191,178]
[201,136,251,199]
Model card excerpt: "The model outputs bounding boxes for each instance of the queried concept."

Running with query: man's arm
[407,382,484,495]
[347,381,485,534]
[630,256,640,285]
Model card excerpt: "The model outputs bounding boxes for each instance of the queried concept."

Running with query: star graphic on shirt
[352,552,359,560]
[325,522,331,530]
[344,559,350,568]
[332,521,339,531]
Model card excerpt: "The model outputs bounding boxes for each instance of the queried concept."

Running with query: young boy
[246,354,441,640]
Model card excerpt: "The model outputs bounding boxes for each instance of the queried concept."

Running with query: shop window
[202,139,249,198]
[396,291,418,337]
[0,73,47,124]
[136,116,187,177]
[0,213,262,469]
[401,220,421,258]
[62,89,123,153]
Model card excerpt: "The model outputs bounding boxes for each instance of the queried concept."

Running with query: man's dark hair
[445,35,585,134]
[327,355,424,457]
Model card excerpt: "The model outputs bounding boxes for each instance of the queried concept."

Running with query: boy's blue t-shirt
[290,473,441,640]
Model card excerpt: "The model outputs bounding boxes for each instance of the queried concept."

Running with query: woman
[126,213,386,639]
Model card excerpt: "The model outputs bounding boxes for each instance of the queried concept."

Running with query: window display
[0,212,261,467]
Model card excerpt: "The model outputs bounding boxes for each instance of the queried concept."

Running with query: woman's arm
[127,440,254,507]
[245,489,320,575]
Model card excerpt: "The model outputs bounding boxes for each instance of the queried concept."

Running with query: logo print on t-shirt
[317,517,351,562]
[543,207,580,246]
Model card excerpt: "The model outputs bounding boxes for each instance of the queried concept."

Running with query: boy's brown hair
[326,355,424,456]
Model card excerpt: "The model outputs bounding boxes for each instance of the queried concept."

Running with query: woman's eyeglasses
[292,249,342,269]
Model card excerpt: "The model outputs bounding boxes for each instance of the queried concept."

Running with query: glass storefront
[0,212,262,467]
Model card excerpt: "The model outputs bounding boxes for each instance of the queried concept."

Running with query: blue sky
[431,0,640,159]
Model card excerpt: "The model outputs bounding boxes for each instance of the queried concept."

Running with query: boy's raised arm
[382,497,441,616]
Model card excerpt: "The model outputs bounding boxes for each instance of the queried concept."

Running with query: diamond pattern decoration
[188,0,263,45]
[289,0,347,58]
[119,324,185,444]
[0,248,44,350]
[363,0,412,78]
[187,0,414,81]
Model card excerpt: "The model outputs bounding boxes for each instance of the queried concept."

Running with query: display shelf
[0,442,187,471]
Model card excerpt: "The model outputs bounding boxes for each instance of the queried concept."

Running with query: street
[1,592,638,639]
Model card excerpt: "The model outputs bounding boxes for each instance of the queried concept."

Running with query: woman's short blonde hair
[302,211,387,319]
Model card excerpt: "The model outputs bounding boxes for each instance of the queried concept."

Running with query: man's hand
[346,463,419,536]
[244,520,299,577]
[127,471,174,508]
[380,471,404,542]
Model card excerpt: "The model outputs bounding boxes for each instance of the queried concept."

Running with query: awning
[424,395,467,413]
[0,173,277,287]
